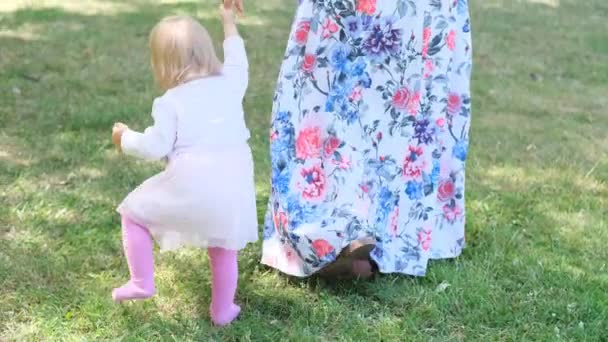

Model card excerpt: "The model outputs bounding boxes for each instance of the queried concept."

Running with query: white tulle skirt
[118,143,258,251]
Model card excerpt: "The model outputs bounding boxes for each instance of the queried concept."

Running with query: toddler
[111,6,257,326]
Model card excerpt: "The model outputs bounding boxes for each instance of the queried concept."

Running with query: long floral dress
[262,0,473,277]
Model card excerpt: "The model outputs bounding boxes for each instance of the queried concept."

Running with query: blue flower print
[275,111,291,123]
[376,187,397,223]
[405,181,424,200]
[270,124,295,161]
[271,141,291,163]
[325,81,353,112]
[272,168,291,195]
[453,140,468,161]
[359,72,372,88]
[286,196,315,228]
[330,44,352,72]
[337,101,359,124]
[463,19,470,33]
[263,212,274,239]
[349,59,367,77]
[431,159,440,186]
[457,0,468,15]
[371,246,385,264]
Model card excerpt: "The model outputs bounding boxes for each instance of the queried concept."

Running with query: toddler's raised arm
[220,6,248,95]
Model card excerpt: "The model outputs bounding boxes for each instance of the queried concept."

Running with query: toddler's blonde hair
[149,15,222,90]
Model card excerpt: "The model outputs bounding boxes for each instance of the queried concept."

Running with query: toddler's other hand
[112,122,128,153]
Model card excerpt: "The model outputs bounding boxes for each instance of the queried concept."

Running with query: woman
[261,0,473,278]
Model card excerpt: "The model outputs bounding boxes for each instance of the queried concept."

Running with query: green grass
[1,0,607,340]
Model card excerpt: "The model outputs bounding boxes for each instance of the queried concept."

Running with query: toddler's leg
[208,247,240,326]
[112,216,155,302]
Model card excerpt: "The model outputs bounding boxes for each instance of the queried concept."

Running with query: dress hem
[261,246,465,278]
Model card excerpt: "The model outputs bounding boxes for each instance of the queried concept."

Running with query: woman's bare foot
[318,238,376,280]
[351,259,374,279]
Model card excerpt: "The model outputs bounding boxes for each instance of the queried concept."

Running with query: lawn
[1,0,607,340]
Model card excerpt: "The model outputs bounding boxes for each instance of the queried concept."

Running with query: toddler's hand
[112,122,128,153]
[222,0,244,16]
[220,3,236,23]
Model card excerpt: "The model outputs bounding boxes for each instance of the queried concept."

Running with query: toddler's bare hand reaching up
[112,122,129,153]
[220,3,236,23]
[222,0,244,16]
[220,3,239,38]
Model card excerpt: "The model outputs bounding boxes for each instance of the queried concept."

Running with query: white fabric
[118,36,258,251]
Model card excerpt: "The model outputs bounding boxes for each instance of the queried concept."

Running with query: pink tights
[112,216,240,326]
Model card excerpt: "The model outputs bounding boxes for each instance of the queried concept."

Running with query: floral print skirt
[262,0,473,277]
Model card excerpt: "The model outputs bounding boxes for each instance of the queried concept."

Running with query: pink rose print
[323,136,341,157]
[389,207,400,237]
[424,59,434,78]
[332,155,352,170]
[443,204,463,222]
[408,91,421,115]
[437,179,456,202]
[393,88,420,115]
[350,86,363,102]
[312,239,334,258]
[436,117,445,128]
[418,229,432,251]
[393,87,420,115]
[447,92,461,116]
[321,18,339,39]
[302,54,317,73]
[404,160,426,180]
[422,27,432,57]
[296,126,322,160]
[356,0,377,15]
[360,183,370,194]
[392,87,411,110]
[403,146,426,181]
[294,20,311,45]
[446,29,456,51]
[299,164,327,200]
[273,211,288,233]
